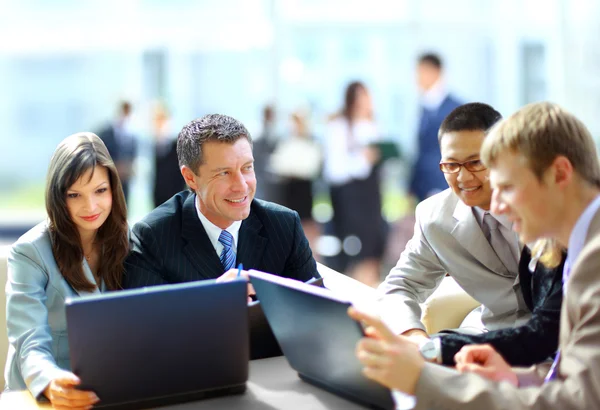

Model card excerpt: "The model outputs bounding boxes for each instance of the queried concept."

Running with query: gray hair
[177,113,252,173]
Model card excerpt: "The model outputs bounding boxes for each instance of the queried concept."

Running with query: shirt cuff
[433,336,442,364]
[392,390,417,410]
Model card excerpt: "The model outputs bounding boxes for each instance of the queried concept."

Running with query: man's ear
[181,165,198,191]
[551,155,573,188]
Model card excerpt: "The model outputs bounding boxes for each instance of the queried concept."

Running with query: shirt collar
[195,196,242,253]
[472,206,513,232]
[566,194,600,272]
[421,78,449,111]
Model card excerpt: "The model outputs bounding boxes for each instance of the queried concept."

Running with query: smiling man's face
[440,129,492,210]
[187,138,256,229]
[489,150,558,244]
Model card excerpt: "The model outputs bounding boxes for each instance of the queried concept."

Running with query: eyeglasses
[439,159,487,174]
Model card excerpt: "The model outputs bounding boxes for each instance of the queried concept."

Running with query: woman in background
[323,81,388,287]
[270,110,322,257]
[5,132,129,408]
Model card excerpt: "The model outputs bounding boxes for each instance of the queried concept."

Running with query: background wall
[0,0,598,234]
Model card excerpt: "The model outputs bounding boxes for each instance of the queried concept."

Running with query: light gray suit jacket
[378,189,530,334]
[413,208,600,409]
[4,222,103,399]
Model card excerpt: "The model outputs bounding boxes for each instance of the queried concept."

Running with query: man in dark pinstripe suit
[123,114,319,296]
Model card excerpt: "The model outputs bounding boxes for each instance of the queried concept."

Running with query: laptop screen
[66,279,249,408]
[249,270,395,410]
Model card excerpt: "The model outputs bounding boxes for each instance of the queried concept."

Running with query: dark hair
[418,53,443,70]
[263,105,275,123]
[341,81,370,123]
[119,101,132,117]
[438,102,502,143]
[46,132,129,292]
[177,113,252,173]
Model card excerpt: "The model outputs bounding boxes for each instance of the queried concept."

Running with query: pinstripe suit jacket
[123,191,318,288]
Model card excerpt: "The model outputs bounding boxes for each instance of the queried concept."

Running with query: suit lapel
[180,194,224,279]
[518,247,533,309]
[71,260,102,297]
[450,200,512,277]
[237,208,267,270]
[46,228,101,297]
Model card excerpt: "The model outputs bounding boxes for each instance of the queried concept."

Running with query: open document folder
[314,262,379,311]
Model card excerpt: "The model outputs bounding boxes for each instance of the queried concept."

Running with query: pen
[237,263,243,278]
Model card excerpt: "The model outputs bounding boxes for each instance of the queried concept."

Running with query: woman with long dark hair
[323,81,387,286]
[5,132,129,407]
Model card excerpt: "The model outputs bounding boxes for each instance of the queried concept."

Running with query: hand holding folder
[370,141,401,162]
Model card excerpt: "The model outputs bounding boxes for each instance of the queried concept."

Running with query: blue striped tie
[218,230,236,272]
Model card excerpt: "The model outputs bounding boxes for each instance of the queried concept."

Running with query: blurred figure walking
[270,110,322,259]
[323,81,388,287]
[253,105,280,202]
[409,53,461,203]
[97,101,138,204]
[151,102,184,207]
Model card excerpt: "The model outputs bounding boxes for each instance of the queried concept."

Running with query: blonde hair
[531,238,565,269]
[481,102,600,187]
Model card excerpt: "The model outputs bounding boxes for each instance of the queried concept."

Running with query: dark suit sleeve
[98,127,117,159]
[123,221,170,288]
[284,211,319,282]
[439,255,564,366]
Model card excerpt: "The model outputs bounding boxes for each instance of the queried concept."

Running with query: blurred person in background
[323,81,388,287]
[5,133,130,407]
[98,100,138,204]
[409,53,461,203]
[151,101,184,207]
[253,105,280,202]
[269,109,322,259]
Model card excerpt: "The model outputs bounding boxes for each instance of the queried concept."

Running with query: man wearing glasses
[378,103,563,367]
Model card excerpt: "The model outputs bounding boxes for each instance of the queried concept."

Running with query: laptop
[248,276,324,360]
[248,270,395,410]
[65,279,249,409]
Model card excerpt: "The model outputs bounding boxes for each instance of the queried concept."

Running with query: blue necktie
[218,230,236,272]
[545,261,571,382]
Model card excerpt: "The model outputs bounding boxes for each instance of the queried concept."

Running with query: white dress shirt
[323,117,380,185]
[195,198,242,259]
[420,78,449,111]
